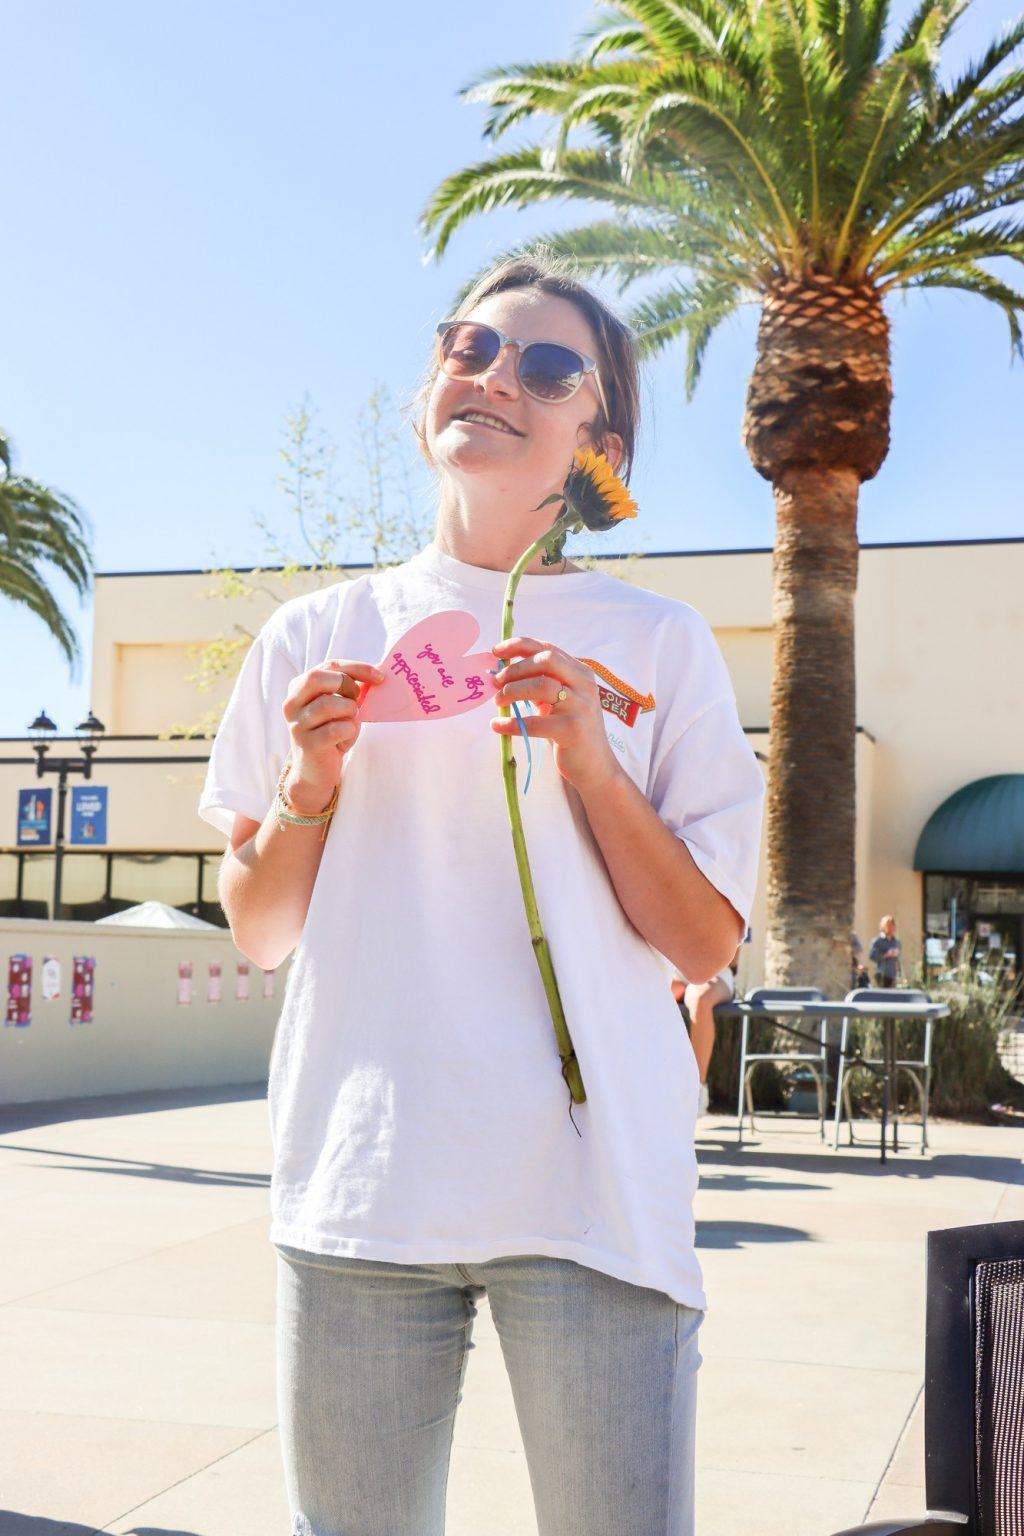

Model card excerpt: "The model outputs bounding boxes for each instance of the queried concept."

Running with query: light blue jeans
[274,1242,704,1536]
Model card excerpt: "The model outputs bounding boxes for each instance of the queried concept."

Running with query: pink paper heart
[356,610,497,723]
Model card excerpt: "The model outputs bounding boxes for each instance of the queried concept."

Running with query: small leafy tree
[166,386,435,739]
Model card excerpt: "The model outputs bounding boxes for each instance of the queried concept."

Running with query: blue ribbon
[511,700,542,794]
[494,662,541,795]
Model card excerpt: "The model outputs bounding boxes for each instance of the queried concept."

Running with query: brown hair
[409,250,641,483]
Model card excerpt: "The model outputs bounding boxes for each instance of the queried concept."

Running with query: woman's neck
[433,485,585,576]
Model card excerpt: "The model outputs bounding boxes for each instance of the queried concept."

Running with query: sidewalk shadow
[0,1517,202,1536]
[0,1081,267,1134]
[695,1220,812,1249]
[696,1139,1023,1190]
[0,1140,269,1190]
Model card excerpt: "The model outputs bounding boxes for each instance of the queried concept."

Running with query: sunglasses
[435,320,609,417]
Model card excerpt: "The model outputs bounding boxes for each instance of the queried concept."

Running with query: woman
[199,255,765,1536]
[670,958,739,1116]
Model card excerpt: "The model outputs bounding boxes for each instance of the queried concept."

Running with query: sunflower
[562,448,638,532]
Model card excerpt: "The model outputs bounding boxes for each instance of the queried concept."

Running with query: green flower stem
[499,506,586,1107]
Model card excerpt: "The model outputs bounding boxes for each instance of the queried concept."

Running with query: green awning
[914,774,1024,874]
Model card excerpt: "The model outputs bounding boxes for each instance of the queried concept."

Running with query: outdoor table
[711,998,950,1164]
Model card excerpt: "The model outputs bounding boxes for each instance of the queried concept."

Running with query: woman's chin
[434,436,527,478]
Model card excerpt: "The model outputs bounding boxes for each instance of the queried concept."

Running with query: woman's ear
[602,431,625,475]
[577,422,625,475]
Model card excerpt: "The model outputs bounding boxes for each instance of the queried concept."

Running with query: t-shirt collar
[410,541,603,595]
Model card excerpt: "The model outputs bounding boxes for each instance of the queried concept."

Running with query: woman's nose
[474,343,519,397]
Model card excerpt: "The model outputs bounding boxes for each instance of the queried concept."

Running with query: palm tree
[420,0,1024,995]
[0,432,94,678]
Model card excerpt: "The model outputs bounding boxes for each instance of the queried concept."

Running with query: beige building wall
[0,917,285,1105]
[1,539,1020,986]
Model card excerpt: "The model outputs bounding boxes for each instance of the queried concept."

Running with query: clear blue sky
[2,0,1022,738]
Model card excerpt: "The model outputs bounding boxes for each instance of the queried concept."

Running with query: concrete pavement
[1,1086,1021,1536]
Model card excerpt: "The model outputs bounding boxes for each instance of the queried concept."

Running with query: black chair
[830,1219,1024,1535]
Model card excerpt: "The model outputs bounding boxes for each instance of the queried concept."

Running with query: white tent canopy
[95,900,220,930]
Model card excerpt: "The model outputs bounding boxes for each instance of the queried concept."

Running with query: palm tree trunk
[741,274,891,997]
[764,464,859,998]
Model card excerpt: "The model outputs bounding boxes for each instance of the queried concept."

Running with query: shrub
[844,941,1023,1119]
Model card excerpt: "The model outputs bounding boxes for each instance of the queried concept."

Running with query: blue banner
[71,785,108,845]
[17,788,52,846]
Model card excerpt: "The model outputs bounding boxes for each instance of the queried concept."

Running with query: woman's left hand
[490,635,623,798]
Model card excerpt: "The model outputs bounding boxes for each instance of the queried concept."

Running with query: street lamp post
[28,708,106,921]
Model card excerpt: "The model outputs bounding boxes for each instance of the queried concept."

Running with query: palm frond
[757,0,852,250]
[831,14,950,268]
[421,146,666,260]
[459,59,598,141]
[0,551,84,673]
[892,261,1024,360]
[854,116,1024,273]
[874,212,1024,281]
[576,6,661,62]
[931,13,1024,129]
[613,0,762,82]
[619,66,800,247]
[626,274,749,395]
[516,216,767,291]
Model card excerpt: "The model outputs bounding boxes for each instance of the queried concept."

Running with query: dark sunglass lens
[439,323,499,377]
[520,343,584,400]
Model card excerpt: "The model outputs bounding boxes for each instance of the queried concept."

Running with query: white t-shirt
[198,542,765,1310]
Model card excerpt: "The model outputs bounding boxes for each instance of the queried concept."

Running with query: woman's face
[424,288,620,502]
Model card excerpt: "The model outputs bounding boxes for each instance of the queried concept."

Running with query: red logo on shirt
[577,659,655,730]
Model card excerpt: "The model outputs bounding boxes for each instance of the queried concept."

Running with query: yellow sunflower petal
[570,449,638,522]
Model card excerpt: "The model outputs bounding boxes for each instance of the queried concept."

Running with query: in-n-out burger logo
[576,658,655,729]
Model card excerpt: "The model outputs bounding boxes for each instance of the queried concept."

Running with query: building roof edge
[93,535,1024,579]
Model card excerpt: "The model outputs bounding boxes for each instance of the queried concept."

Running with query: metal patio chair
[737,987,830,1144]
[829,1218,1024,1535]
[832,988,935,1154]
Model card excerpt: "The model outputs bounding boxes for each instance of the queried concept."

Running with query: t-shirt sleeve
[645,610,765,933]
[197,618,302,839]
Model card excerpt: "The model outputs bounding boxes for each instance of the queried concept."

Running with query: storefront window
[923,873,1022,986]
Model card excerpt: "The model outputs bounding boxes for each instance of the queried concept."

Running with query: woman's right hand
[280,658,385,814]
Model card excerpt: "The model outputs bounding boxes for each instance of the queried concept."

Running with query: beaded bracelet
[274,761,339,844]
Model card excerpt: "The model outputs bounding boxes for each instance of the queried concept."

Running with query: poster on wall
[236,961,249,1001]
[5,954,32,1026]
[207,961,221,1004]
[262,968,275,999]
[70,956,95,1025]
[70,786,108,845]
[177,960,193,1005]
[17,788,52,846]
[42,956,62,1000]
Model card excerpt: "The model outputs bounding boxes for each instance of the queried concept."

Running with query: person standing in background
[869,915,902,988]
[671,952,740,1116]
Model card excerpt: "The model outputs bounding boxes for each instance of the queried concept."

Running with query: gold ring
[556,687,568,703]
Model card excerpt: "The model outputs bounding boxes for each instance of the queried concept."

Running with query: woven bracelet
[274,763,339,844]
